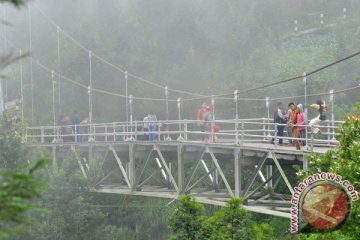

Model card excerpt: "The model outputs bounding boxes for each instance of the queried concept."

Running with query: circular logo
[301,183,350,230]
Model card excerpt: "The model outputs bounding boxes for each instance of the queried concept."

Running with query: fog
[1,0,359,125]
[1,1,360,239]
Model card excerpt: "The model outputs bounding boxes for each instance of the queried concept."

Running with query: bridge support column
[234,148,242,197]
[177,144,184,195]
[129,144,136,191]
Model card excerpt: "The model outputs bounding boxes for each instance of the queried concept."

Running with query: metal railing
[25,118,343,150]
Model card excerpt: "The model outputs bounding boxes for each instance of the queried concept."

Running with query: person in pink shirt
[297,104,306,146]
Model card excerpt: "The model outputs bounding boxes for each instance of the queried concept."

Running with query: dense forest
[0,0,359,239]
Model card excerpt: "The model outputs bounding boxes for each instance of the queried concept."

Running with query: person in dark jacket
[70,111,80,141]
[271,102,288,145]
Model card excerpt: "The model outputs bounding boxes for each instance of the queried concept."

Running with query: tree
[297,100,360,239]
[167,195,205,240]
[201,198,274,240]
[0,157,48,239]
[0,114,48,239]
[0,114,28,169]
[167,196,274,240]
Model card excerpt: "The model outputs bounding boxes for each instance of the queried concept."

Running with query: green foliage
[167,195,205,240]
[298,230,355,240]
[20,154,108,240]
[202,198,274,240]
[0,0,25,7]
[16,152,170,240]
[1,0,359,238]
[0,158,49,238]
[298,103,360,239]
[0,112,48,239]
[271,46,337,95]
[0,115,28,169]
[168,196,274,240]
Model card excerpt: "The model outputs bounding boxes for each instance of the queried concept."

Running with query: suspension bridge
[1,4,359,219]
[24,117,342,219]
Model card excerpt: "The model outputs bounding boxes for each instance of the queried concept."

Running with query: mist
[1,0,360,239]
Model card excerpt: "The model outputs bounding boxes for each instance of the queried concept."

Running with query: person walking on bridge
[143,115,149,140]
[197,103,207,141]
[147,112,157,141]
[297,104,306,146]
[271,102,287,145]
[203,105,213,142]
[288,102,301,150]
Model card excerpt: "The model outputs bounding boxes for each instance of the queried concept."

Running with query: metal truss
[47,142,305,219]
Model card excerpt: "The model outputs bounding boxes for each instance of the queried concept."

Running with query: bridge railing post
[211,121,215,143]
[75,125,78,143]
[122,125,126,141]
[93,125,96,142]
[158,120,161,141]
[104,125,108,142]
[112,122,116,142]
[25,128,28,143]
[56,126,60,143]
[184,121,188,141]
[41,127,44,144]
[262,118,266,141]
[235,119,239,145]
[240,120,244,146]
[310,126,314,151]
[274,123,278,146]
[176,98,184,141]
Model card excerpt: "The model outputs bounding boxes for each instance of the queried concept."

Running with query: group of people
[141,112,159,141]
[272,98,327,150]
[55,98,327,147]
[58,111,169,142]
[196,103,220,142]
[58,111,90,142]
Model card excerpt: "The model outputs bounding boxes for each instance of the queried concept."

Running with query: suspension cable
[180,50,360,101]
[4,34,360,106]
[33,4,206,98]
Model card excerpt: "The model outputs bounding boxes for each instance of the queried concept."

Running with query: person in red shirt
[196,103,207,140]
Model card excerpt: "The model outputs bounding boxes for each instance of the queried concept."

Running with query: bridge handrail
[25,118,342,150]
